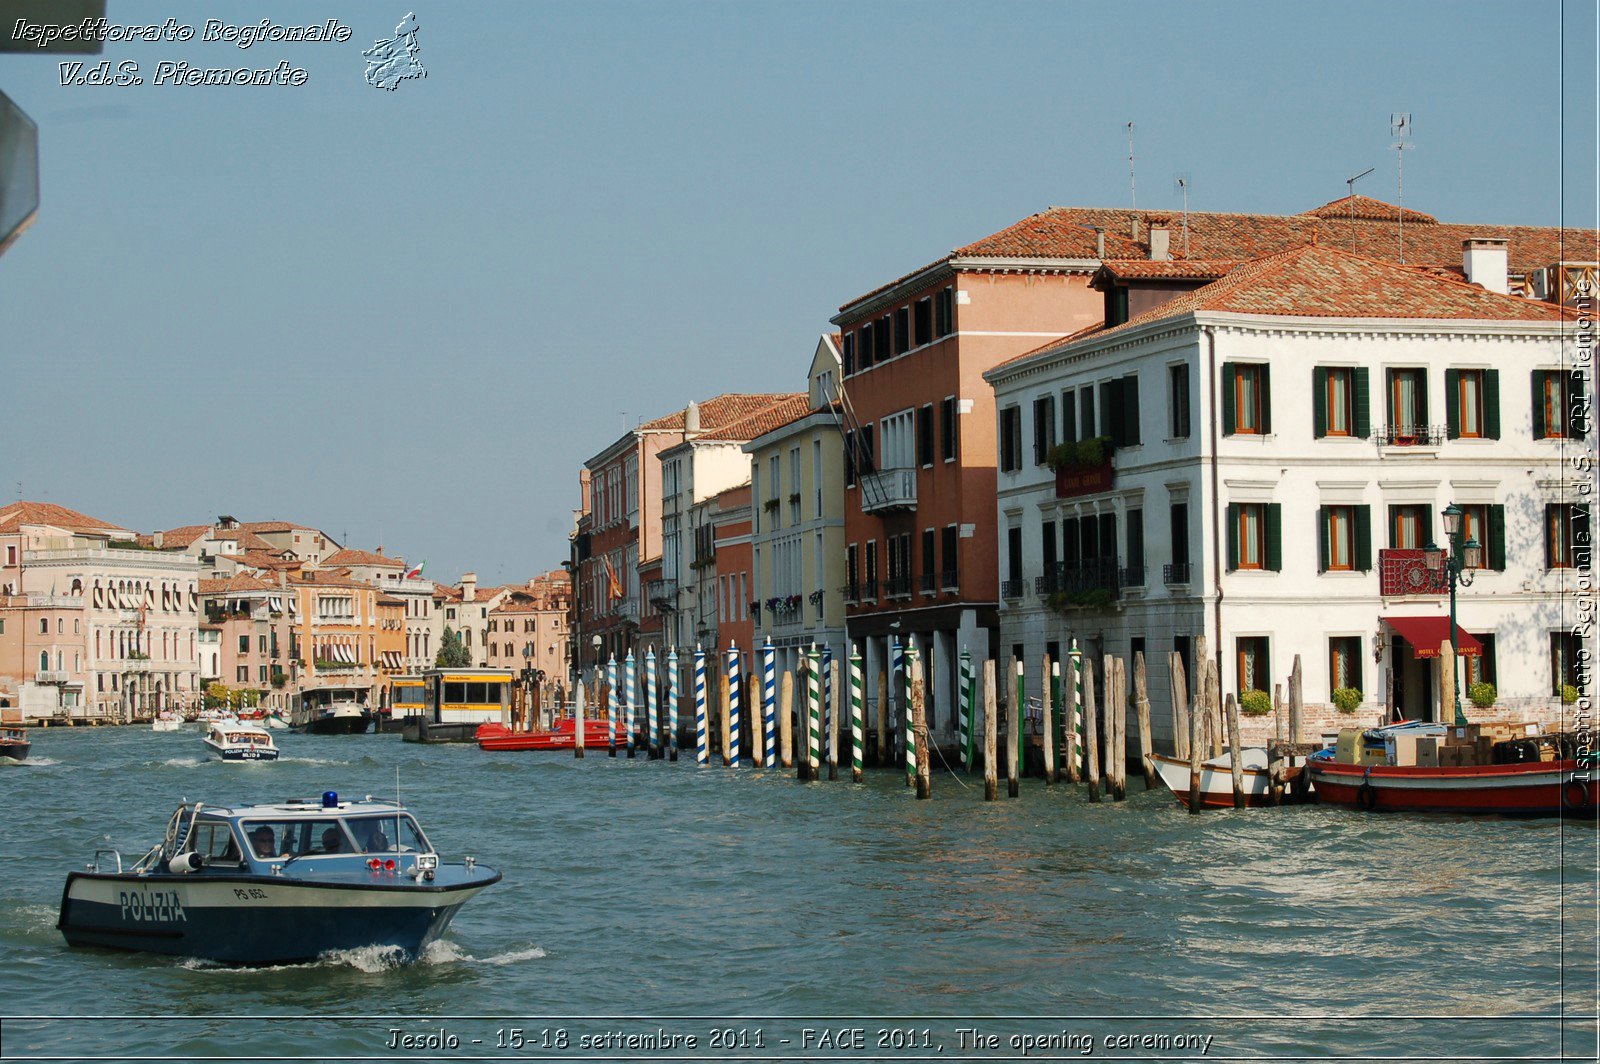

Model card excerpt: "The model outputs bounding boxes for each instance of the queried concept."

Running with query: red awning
[1383,616,1483,658]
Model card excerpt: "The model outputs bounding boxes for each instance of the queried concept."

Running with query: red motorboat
[1308,755,1597,816]
[475,718,618,751]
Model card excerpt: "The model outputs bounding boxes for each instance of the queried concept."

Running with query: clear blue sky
[2,1,1594,584]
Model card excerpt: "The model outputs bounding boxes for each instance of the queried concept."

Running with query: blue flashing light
[322,790,338,808]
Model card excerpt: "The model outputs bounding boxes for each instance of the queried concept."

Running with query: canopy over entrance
[1383,616,1482,658]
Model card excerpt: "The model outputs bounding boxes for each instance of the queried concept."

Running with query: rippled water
[1,726,1594,1061]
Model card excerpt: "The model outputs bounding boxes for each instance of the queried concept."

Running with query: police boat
[57,792,500,965]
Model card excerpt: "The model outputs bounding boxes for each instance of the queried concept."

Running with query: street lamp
[1422,503,1481,727]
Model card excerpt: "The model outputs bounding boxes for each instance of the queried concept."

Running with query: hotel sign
[1055,462,1113,499]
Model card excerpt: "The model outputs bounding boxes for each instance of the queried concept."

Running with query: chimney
[1094,227,1105,259]
[461,572,477,602]
[1462,238,1509,294]
[153,531,164,549]
[1148,226,1171,261]
[683,400,701,439]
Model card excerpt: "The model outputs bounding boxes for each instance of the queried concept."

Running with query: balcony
[919,572,939,594]
[646,580,678,611]
[1001,579,1026,599]
[1377,424,1446,448]
[1163,562,1192,585]
[859,467,917,515]
[939,569,959,592]
[616,596,639,622]
[1119,565,1146,588]
[1039,560,1121,608]
[843,584,860,605]
[884,575,914,599]
[36,670,70,684]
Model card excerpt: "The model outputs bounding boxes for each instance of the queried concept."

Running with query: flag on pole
[403,560,426,580]
[604,557,624,601]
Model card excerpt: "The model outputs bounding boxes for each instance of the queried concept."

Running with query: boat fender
[1563,779,1591,812]
[1356,768,1378,812]
[167,851,204,874]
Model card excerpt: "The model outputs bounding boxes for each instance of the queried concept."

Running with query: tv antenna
[1390,113,1414,263]
[1126,121,1136,209]
[1173,173,1192,257]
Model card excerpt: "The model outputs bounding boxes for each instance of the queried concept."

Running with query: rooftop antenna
[1345,166,1375,228]
[1390,112,1414,263]
[1174,173,1191,257]
[1126,122,1137,209]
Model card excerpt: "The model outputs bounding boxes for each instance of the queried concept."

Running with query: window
[842,332,856,375]
[38,618,47,635]
[1079,388,1096,439]
[1223,363,1270,435]
[1446,369,1498,439]
[236,666,249,683]
[1236,636,1270,696]
[1061,389,1077,442]
[846,543,859,599]
[864,540,878,598]
[1126,509,1145,571]
[941,526,958,587]
[1006,526,1023,586]
[1041,518,1058,572]
[1389,505,1432,550]
[894,306,911,355]
[1169,364,1190,439]
[934,287,954,337]
[258,635,267,654]
[1313,366,1369,438]
[238,634,249,654]
[1170,503,1190,570]
[1319,505,1372,572]
[1387,368,1428,437]
[843,430,856,486]
[1546,504,1590,569]
[1032,395,1056,464]
[1096,374,1141,447]
[1227,503,1281,571]
[1329,637,1362,696]
[1552,631,1582,695]
[917,404,934,467]
[1457,504,1506,570]
[259,665,269,684]
[1465,633,1497,689]
[921,528,935,589]
[858,323,874,370]
[875,314,892,362]
[999,407,1023,472]
[1533,370,1583,439]
[914,297,933,346]
[940,397,957,462]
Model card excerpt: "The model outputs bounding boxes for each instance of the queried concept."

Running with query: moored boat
[202,721,280,762]
[294,688,372,735]
[475,718,614,751]
[0,726,32,761]
[151,711,184,733]
[1151,748,1303,808]
[57,793,501,965]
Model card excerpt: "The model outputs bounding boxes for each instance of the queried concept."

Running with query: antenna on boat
[395,764,401,809]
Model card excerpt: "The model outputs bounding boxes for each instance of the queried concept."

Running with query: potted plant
[1332,687,1363,714]
[1559,683,1579,705]
[1468,681,1496,709]
[1239,689,1272,716]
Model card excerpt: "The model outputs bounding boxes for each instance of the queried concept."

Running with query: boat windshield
[239,818,355,859]
[224,731,270,745]
[342,813,429,854]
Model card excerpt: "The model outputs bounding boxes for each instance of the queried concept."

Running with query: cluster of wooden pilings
[565,638,1315,812]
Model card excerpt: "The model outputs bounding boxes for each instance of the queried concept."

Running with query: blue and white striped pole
[761,638,777,769]
[726,642,741,768]
[645,646,660,760]
[667,646,680,761]
[606,653,618,757]
[624,650,637,758]
[891,638,905,766]
[693,644,708,765]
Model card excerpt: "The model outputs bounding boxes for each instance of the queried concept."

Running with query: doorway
[1390,635,1435,722]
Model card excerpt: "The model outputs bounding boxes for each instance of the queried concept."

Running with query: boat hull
[1,740,31,761]
[202,741,279,762]
[1151,751,1291,808]
[57,868,499,966]
[476,719,614,751]
[299,713,371,736]
[1308,758,1597,816]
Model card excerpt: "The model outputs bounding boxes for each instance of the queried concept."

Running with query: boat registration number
[232,888,268,900]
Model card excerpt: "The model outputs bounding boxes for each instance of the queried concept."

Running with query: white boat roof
[195,797,411,819]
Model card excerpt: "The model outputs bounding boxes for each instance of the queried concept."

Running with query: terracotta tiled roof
[235,550,300,571]
[198,574,278,595]
[1301,195,1438,223]
[1095,259,1244,281]
[953,211,1146,259]
[151,524,276,551]
[0,501,127,536]
[639,393,806,433]
[693,395,811,442]
[322,548,405,569]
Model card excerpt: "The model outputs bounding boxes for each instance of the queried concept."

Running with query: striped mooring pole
[821,645,833,774]
[693,644,708,765]
[624,650,637,758]
[645,646,660,760]
[726,642,741,768]
[1069,639,1085,775]
[805,643,821,779]
[903,641,919,788]
[606,653,618,757]
[848,646,865,782]
[891,638,905,765]
[761,638,777,769]
[1015,657,1027,777]
[958,649,974,770]
[667,646,681,762]
[1050,656,1063,779]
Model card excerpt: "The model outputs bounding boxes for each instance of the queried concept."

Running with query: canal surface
[0,726,1594,1061]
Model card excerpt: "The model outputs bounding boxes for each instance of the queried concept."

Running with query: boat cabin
[423,668,513,726]
[155,796,439,878]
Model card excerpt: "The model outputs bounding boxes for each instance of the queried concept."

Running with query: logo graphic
[363,13,425,90]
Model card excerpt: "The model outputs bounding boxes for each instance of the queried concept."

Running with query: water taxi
[151,711,184,732]
[0,726,31,761]
[294,687,372,735]
[57,793,501,965]
[202,721,280,761]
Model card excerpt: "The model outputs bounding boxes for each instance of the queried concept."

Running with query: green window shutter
[1531,371,1548,438]
[1316,507,1330,572]
[1260,365,1273,435]
[1354,367,1371,438]
[1226,503,1239,571]
[1444,369,1460,439]
[1355,506,1373,571]
[1417,371,1430,436]
[1483,369,1501,439]
[1122,373,1141,446]
[1420,505,1434,548]
[1312,367,1328,438]
[1265,504,1283,571]
[1221,363,1237,435]
[1488,504,1506,571]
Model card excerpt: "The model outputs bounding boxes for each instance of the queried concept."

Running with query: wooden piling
[1188,636,1209,813]
[876,666,890,767]
[1063,653,1081,784]
[1006,657,1021,798]
[719,667,732,767]
[1289,654,1303,746]
[982,658,999,801]
[1170,651,1189,761]
[779,669,794,768]
[1224,691,1245,809]
[1439,641,1456,724]
[828,659,841,781]
[1135,651,1155,789]
[796,661,812,782]
[910,654,930,799]
[1040,654,1056,785]
[1083,662,1101,803]
[1267,683,1286,805]
[1111,657,1128,801]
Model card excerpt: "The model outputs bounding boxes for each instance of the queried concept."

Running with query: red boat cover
[1383,616,1482,658]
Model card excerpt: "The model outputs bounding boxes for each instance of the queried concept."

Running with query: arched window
[38,651,48,672]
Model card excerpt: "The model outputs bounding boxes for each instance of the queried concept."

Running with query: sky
[1,1,1595,585]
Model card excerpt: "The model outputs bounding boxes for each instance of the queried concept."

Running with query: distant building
[486,570,573,694]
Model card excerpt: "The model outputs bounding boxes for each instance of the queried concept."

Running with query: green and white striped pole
[805,643,821,781]
[1070,638,1084,777]
[848,646,864,782]
[958,649,974,770]
[904,641,919,788]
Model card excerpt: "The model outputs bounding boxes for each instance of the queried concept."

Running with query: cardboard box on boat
[1391,735,1440,767]
[1415,737,1439,767]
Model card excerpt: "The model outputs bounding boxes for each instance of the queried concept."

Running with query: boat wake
[159,757,206,768]
[421,941,548,967]
[176,941,546,974]
[1,756,59,767]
